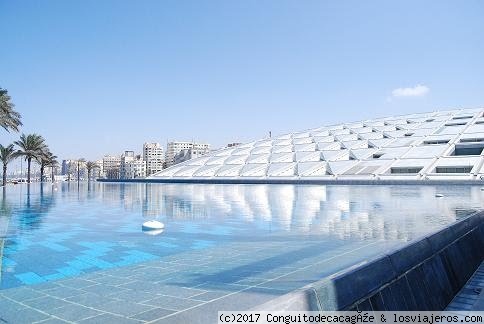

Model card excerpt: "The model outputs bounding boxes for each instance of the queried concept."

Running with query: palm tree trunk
[51,168,54,182]
[40,165,45,182]
[2,165,6,186]
[27,157,31,183]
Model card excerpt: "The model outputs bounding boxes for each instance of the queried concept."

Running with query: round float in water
[143,228,164,236]
[142,220,165,231]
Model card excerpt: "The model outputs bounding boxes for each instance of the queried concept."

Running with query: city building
[165,141,210,168]
[227,142,242,148]
[61,159,83,180]
[173,146,211,165]
[93,159,104,179]
[103,155,121,179]
[61,159,76,175]
[120,151,146,179]
[143,143,164,176]
[149,108,484,181]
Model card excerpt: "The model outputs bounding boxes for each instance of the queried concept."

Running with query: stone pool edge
[254,210,484,311]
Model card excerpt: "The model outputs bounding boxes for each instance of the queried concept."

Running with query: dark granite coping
[255,210,484,312]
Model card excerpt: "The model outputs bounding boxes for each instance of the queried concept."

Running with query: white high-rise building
[165,142,210,167]
[120,151,146,179]
[143,143,165,176]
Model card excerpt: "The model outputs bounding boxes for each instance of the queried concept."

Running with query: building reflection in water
[94,183,484,242]
[1,183,483,247]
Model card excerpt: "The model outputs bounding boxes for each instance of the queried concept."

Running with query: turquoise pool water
[0,182,482,290]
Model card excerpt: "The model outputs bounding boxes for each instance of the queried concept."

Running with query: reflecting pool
[0,182,482,290]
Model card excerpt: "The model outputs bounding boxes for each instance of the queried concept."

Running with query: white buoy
[435,194,444,198]
[143,229,164,236]
[142,220,165,231]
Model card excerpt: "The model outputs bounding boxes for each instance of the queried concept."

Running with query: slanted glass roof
[149,108,484,182]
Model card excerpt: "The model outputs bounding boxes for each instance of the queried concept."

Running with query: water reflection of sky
[0,183,482,289]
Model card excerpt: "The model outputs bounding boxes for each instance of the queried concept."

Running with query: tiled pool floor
[5,183,484,291]
[0,238,399,323]
[3,183,482,323]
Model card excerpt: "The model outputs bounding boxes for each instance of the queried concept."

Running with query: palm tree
[0,144,18,186]
[37,150,57,182]
[45,155,59,182]
[0,88,22,132]
[14,133,46,183]
[85,161,98,181]
[37,149,49,182]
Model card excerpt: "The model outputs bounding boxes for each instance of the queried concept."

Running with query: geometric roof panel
[148,108,484,181]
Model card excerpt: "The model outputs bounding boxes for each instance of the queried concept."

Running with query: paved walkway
[2,242,483,323]
[445,261,484,312]
[0,239,392,324]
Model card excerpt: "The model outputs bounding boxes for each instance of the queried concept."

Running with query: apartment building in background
[120,151,146,179]
[174,146,211,165]
[61,159,77,175]
[93,159,104,179]
[143,142,165,176]
[165,141,210,167]
[103,154,121,179]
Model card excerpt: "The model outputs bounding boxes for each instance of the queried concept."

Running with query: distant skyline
[1,1,483,161]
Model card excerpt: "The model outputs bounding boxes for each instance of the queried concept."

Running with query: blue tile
[81,250,107,257]
[44,273,67,281]
[155,242,178,248]
[76,256,114,269]
[192,240,215,249]
[15,272,47,285]
[39,242,70,252]
[56,267,82,277]
[2,257,17,266]
[67,259,95,271]
[113,260,134,266]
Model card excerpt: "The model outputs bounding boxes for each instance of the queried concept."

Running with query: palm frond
[0,88,22,132]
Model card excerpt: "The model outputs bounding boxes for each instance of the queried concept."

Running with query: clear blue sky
[1,0,483,161]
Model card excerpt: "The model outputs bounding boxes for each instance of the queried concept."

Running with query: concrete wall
[256,211,484,311]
